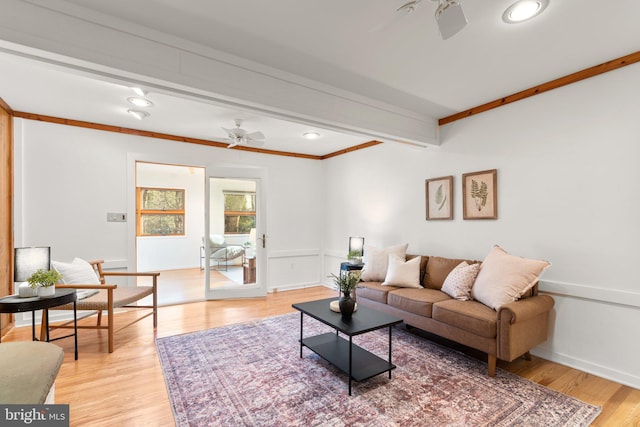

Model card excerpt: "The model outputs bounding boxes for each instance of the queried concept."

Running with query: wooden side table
[0,289,78,360]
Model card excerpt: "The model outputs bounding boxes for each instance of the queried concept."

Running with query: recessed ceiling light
[127,97,154,107]
[128,109,149,120]
[131,87,146,96]
[503,0,549,23]
[303,131,321,139]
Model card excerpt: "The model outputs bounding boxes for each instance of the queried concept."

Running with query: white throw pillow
[471,245,551,310]
[360,244,409,282]
[382,254,421,288]
[52,258,101,285]
[441,261,481,300]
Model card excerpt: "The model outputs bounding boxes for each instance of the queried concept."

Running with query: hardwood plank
[2,285,638,426]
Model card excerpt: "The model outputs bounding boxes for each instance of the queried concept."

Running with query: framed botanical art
[425,176,453,220]
[462,169,498,220]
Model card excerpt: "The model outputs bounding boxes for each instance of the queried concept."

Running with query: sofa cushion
[471,245,551,310]
[424,256,469,289]
[441,261,481,301]
[387,288,451,317]
[357,282,399,304]
[432,299,497,338]
[382,254,421,288]
[360,244,408,282]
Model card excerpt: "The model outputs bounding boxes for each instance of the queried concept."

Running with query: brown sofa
[356,254,555,376]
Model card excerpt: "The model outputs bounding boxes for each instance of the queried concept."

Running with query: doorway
[135,162,206,305]
[205,168,267,299]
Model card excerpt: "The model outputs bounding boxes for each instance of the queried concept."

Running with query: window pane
[142,214,184,235]
[142,189,185,210]
[224,193,255,212]
[224,215,256,234]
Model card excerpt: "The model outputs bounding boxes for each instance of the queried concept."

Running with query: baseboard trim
[531,347,640,390]
[268,281,324,293]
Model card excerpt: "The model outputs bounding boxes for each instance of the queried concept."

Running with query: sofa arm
[498,295,555,324]
[496,295,555,362]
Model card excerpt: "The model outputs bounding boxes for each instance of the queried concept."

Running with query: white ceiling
[1,0,639,156]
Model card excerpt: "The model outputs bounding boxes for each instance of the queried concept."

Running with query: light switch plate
[107,212,127,222]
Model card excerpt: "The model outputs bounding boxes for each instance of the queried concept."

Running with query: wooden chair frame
[42,260,159,353]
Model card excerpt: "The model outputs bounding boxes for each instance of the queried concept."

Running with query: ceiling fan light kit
[503,0,549,23]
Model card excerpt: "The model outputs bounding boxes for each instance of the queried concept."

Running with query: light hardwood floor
[3,286,640,426]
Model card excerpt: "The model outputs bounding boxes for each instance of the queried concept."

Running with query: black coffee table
[292,298,403,395]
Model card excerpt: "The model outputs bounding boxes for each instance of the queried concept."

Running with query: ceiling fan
[372,0,467,40]
[221,119,265,148]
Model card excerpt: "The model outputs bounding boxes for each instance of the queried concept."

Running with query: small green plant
[329,272,361,294]
[347,250,362,259]
[27,269,62,289]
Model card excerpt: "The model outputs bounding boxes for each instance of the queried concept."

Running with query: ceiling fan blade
[222,127,235,138]
[245,131,265,140]
[226,141,239,148]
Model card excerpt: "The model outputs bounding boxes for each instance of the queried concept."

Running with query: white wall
[13,119,325,292]
[136,163,205,271]
[324,63,640,389]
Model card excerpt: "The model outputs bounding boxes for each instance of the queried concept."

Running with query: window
[224,191,256,234]
[137,187,185,236]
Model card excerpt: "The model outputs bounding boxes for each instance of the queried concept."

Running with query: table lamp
[348,237,364,257]
[14,247,51,297]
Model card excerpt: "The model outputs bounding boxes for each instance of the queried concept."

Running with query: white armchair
[200,235,245,271]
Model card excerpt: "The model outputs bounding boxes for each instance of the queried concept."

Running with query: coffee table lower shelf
[301,332,396,383]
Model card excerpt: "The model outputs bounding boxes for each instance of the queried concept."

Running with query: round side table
[0,288,78,360]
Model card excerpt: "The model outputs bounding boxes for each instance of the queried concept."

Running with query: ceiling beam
[439,50,640,126]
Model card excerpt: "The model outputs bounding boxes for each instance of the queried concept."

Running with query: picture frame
[462,169,498,220]
[425,176,453,220]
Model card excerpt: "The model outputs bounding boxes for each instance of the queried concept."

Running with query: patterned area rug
[156,312,601,426]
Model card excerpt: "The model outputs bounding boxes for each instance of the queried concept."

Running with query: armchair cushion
[209,234,226,248]
[51,258,100,299]
[211,246,245,261]
[52,258,100,284]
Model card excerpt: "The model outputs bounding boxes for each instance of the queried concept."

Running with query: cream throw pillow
[52,257,101,284]
[382,254,421,288]
[441,261,481,300]
[360,244,408,282]
[471,245,551,310]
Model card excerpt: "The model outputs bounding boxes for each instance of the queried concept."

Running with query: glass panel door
[205,170,266,299]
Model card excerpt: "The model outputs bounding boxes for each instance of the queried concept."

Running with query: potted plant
[347,250,362,265]
[329,272,361,319]
[28,269,62,297]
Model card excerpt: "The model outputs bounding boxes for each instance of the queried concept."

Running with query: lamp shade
[348,237,365,256]
[14,247,51,282]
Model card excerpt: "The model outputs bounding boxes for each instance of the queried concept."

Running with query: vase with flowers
[329,271,361,319]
